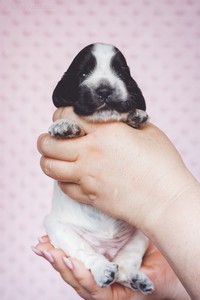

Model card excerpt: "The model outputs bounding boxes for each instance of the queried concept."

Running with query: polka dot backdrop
[0,0,200,299]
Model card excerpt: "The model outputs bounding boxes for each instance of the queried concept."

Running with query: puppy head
[53,43,146,116]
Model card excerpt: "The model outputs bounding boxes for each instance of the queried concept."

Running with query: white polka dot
[0,1,200,299]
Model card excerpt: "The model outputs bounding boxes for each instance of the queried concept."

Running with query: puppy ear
[112,49,146,111]
[52,44,94,108]
[52,70,78,108]
[129,78,146,111]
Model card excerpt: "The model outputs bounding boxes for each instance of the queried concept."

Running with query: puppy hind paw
[91,262,119,288]
[130,271,154,295]
[48,119,84,138]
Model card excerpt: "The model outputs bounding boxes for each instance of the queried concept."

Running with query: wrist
[141,166,198,238]
[141,171,200,299]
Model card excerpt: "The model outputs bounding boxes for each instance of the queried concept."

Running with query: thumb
[69,258,101,295]
[52,107,98,133]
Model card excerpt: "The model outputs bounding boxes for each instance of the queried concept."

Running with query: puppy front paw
[91,261,118,288]
[48,119,84,138]
[118,268,154,295]
[127,109,148,128]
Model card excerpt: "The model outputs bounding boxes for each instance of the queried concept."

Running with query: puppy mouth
[96,97,136,113]
[95,99,119,112]
[74,85,136,116]
[96,102,107,110]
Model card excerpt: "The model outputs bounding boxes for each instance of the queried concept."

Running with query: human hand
[37,107,200,298]
[32,237,190,300]
[37,107,195,230]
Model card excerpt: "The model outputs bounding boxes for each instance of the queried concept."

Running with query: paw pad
[92,262,118,288]
[130,271,154,295]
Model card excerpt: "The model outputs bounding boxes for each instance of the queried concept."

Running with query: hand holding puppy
[38,107,191,229]
[38,107,200,299]
[33,237,190,300]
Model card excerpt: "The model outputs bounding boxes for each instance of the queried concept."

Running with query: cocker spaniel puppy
[46,43,153,295]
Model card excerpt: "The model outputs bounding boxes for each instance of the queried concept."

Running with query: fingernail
[63,257,73,270]
[38,236,45,243]
[43,250,55,263]
[31,246,43,256]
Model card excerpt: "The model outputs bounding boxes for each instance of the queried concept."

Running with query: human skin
[37,107,200,299]
[33,236,190,300]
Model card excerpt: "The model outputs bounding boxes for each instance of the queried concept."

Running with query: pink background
[0,0,200,299]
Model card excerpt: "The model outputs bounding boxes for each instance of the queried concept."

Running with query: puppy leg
[45,216,118,287]
[48,118,85,138]
[113,230,154,295]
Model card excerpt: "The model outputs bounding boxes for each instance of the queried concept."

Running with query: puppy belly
[70,225,136,260]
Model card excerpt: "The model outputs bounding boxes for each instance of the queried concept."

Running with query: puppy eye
[117,67,130,79]
[81,73,89,78]
[114,70,123,78]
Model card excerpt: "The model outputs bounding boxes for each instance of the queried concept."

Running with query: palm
[34,238,188,300]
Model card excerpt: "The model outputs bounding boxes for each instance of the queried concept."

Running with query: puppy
[45,43,154,295]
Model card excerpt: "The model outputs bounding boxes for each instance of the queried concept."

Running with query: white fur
[81,43,128,101]
[45,183,152,292]
[84,108,147,124]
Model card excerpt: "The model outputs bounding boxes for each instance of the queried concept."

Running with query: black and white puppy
[46,43,154,295]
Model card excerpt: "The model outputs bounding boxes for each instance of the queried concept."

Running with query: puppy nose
[96,85,113,100]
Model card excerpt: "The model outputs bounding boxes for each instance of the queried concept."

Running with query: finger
[70,258,101,296]
[70,259,131,299]
[40,156,80,183]
[37,133,80,162]
[52,107,67,122]
[58,182,90,204]
[52,107,97,133]
[47,250,91,299]
[38,235,50,243]
[53,107,79,123]
[32,241,54,257]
